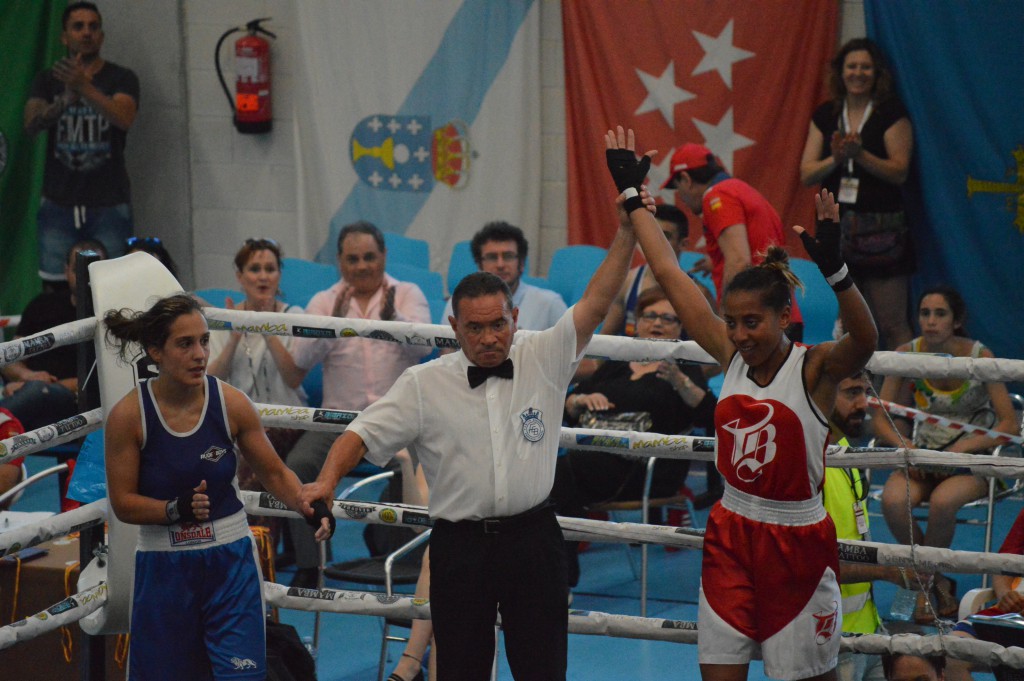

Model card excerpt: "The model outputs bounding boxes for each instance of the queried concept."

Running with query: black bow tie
[467,358,514,389]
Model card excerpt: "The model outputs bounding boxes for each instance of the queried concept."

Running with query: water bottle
[890,587,918,621]
[301,635,318,661]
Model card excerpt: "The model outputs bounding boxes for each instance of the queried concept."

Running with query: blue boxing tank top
[136,375,243,521]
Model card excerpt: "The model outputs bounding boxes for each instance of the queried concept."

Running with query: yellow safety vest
[823,439,882,635]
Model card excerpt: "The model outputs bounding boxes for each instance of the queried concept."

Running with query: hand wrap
[307,499,337,537]
[166,491,199,525]
[799,218,852,292]
[605,149,650,213]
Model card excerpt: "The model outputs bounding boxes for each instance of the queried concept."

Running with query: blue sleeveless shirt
[136,375,243,521]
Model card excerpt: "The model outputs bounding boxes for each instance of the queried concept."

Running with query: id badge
[854,500,868,536]
[838,176,860,204]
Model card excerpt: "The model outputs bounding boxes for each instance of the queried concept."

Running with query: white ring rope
[240,492,1024,576]
[0,500,107,557]
[0,408,104,466]
[0,584,108,651]
[0,317,97,368]
[203,307,1024,379]
[868,396,1024,446]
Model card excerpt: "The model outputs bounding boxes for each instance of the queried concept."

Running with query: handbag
[839,210,909,268]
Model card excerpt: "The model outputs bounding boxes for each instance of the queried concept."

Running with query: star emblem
[692,108,754,173]
[691,19,755,89]
[635,62,695,128]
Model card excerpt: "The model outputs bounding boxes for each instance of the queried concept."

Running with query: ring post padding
[81,252,184,635]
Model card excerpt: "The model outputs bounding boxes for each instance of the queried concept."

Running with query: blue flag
[866,1,1024,366]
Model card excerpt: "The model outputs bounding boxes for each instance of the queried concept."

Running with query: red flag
[564,1,838,256]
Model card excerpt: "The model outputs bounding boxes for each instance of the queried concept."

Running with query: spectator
[0,409,26,511]
[602,204,714,337]
[662,143,804,341]
[800,37,914,351]
[882,654,945,681]
[552,285,715,587]
[0,239,107,431]
[23,2,139,289]
[442,220,566,330]
[876,286,1020,623]
[287,220,432,587]
[126,236,177,278]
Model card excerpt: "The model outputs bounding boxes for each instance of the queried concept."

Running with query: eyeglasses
[480,251,519,264]
[638,312,681,325]
[245,238,280,250]
[126,236,162,247]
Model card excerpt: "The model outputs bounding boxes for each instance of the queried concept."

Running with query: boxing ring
[2,251,1024,674]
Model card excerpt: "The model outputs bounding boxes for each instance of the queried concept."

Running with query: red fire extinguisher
[215,18,276,134]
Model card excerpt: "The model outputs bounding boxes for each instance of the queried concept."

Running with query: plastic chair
[958,586,1024,681]
[194,288,244,308]
[386,263,445,301]
[677,251,717,302]
[0,463,68,508]
[280,257,337,308]
[446,240,476,296]
[547,245,608,306]
[585,456,695,617]
[789,257,839,345]
[384,233,431,270]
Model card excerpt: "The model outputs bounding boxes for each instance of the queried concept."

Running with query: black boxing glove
[306,499,337,538]
[799,217,852,292]
[165,491,198,525]
[605,149,650,213]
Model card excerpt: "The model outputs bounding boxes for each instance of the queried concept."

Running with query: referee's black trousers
[430,503,569,680]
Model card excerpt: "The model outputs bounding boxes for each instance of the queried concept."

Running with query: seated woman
[877,285,1020,623]
[126,235,178,278]
[552,285,716,587]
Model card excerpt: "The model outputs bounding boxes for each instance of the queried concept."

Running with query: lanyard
[841,99,873,175]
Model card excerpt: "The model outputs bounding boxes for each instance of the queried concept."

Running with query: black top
[16,289,78,379]
[31,61,140,206]
[811,97,909,213]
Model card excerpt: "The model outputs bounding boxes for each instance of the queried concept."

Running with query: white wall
[113,0,865,290]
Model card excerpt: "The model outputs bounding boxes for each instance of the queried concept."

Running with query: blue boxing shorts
[128,511,265,680]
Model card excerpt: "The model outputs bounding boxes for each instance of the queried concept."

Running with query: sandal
[933,574,959,618]
[387,653,424,681]
[913,589,936,625]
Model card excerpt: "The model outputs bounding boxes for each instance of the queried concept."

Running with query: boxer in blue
[104,293,334,680]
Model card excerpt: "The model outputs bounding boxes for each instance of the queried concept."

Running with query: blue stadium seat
[547,245,607,306]
[446,240,476,296]
[789,257,838,345]
[428,297,448,325]
[387,263,444,301]
[302,364,324,409]
[384,232,430,270]
[280,257,337,308]
[194,288,243,308]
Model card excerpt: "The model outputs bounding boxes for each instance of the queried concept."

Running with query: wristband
[826,263,853,292]
[621,187,644,214]
[165,499,180,524]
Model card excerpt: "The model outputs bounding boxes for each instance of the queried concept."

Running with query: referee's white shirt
[349,307,582,522]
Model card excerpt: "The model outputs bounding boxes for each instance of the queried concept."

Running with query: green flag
[0,1,66,323]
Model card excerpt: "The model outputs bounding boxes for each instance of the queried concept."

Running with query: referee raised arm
[301,131,655,680]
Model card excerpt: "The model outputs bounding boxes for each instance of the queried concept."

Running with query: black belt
[438,501,554,535]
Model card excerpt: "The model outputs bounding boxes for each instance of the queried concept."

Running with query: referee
[303,138,654,680]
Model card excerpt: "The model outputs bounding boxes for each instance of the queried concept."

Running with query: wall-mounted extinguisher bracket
[215,18,276,134]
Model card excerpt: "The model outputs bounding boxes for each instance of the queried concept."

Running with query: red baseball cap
[661,143,714,189]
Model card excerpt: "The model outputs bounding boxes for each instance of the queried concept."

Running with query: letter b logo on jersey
[722,402,777,482]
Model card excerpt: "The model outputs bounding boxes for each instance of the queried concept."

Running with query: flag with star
[563,1,838,252]
[866,0,1024,365]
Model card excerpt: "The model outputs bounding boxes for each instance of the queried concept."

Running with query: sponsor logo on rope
[434,337,459,349]
[379,508,397,523]
[837,543,878,564]
[22,334,56,356]
[231,658,258,671]
[47,597,79,616]
[340,328,359,337]
[375,594,401,604]
[631,436,688,451]
[312,409,357,425]
[575,434,629,449]
[402,511,432,528]
[235,322,287,334]
[259,406,308,418]
[405,333,430,346]
[169,521,216,546]
[200,446,228,463]
[338,502,373,520]
[366,330,400,343]
[288,587,336,601]
[206,320,232,331]
[293,326,335,339]
[37,426,56,443]
[812,601,839,644]
[693,438,716,452]
[3,346,20,362]
[259,493,289,511]
[660,620,698,630]
[56,415,88,436]
[412,598,429,606]
[0,442,7,457]
[10,434,38,453]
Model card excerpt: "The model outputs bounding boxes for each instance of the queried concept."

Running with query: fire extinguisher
[215,18,276,134]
